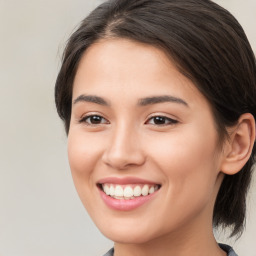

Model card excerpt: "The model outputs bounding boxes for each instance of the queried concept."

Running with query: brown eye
[80,115,109,125]
[146,116,178,125]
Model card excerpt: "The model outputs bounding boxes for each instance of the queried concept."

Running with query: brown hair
[55,0,256,237]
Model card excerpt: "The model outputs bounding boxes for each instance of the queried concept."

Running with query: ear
[220,113,255,175]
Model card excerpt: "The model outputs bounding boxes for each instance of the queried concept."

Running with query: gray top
[103,244,238,256]
[102,248,114,256]
[219,244,238,256]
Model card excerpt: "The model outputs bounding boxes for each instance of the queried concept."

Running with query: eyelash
[79,114,178,126]
[146,115,178,126]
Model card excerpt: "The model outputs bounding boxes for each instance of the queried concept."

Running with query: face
[68,39,225,244]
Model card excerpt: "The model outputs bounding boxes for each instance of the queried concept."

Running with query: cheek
[68,131,102,175]
[148,127,217,173]
[67,131,104,203]
[67,131,106,216]
[146,125,219,209]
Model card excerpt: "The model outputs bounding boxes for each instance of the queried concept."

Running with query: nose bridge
[102,120,145,169]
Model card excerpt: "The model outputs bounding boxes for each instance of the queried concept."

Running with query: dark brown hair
[55,0,256,237]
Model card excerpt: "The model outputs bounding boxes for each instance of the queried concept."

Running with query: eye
[79,115,109,125]
[146,116,178,126]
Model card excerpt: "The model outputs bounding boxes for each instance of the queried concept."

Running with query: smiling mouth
[99,183,161,200]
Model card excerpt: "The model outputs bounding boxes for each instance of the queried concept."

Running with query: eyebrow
[73,94,188,107]
[73,94,110,106]
[138,95,188,107]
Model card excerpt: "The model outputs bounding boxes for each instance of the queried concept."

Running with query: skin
[68,38,236,256]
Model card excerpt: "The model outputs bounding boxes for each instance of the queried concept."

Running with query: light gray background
[0,0,255,255]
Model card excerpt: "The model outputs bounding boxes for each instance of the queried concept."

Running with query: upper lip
[97,176,161,185]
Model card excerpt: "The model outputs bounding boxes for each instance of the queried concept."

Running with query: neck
[114,226,226,256]
[115,236,226,256]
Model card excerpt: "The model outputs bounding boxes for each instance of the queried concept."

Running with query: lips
[97,177,161,211]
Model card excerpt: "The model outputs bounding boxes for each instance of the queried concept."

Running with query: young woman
[55,0,256,255]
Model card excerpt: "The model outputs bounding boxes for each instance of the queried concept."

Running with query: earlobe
[221,113,255,175]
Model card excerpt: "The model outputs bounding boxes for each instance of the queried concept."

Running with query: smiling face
[68,39,225,244]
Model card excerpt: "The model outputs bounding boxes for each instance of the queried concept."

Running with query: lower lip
[98,187,159,211]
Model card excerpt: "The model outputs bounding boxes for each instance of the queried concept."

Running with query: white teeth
[102,184,159,199]
[149,186,155,194]
[123,186,133,198]
[115,185,124,197]
[109,185,115,196]
[113,196,124,199]
[141,185,149,196]
[104,185,110,195]
[133,185,142,197]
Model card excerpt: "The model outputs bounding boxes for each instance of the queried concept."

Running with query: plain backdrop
[0,0,255,255]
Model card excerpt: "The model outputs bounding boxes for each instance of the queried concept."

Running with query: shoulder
[219,243,238,256]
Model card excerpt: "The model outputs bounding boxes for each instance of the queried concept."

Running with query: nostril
[102,149,146,170]
[101,134,146,169]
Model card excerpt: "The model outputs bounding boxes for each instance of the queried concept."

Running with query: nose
[102,125,146,170]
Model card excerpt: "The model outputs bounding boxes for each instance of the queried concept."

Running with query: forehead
[73,38,208,109]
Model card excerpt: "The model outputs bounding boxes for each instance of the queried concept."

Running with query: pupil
[154,116,165,124]
[91,116,101,124]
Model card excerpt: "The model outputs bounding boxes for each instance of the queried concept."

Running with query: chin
[94,217,163,244]
[102,228,155,244]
